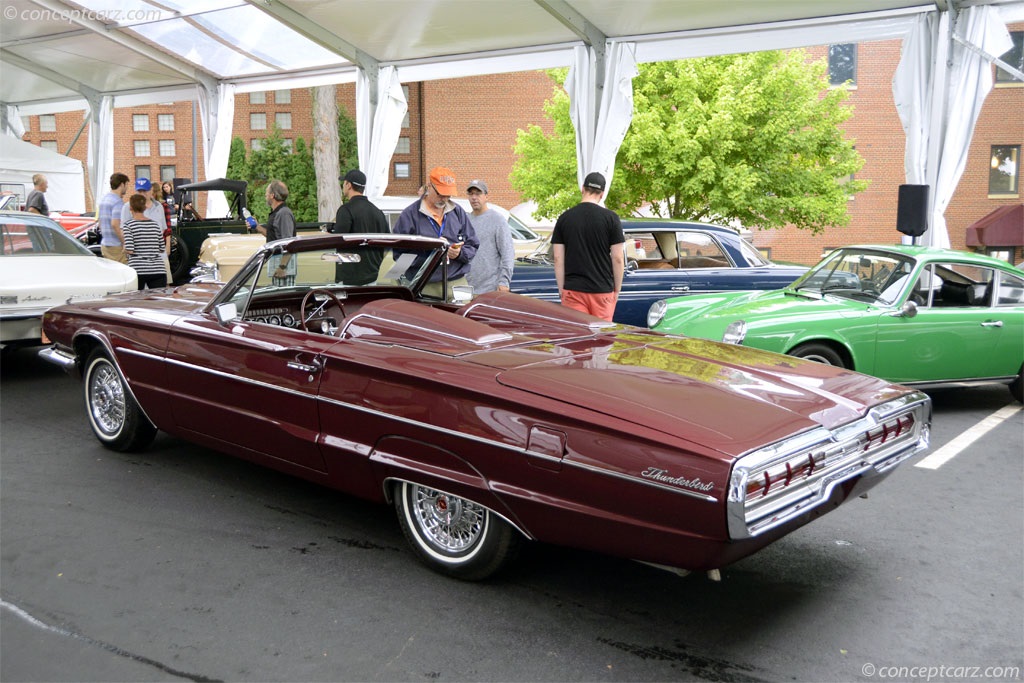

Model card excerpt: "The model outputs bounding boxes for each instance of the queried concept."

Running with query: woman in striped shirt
[124,193,168,289]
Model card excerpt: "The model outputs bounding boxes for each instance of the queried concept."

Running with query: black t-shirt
[330,195,390,285]
[551,202,625,293]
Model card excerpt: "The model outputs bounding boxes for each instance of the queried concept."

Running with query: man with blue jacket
[393,166,478,299]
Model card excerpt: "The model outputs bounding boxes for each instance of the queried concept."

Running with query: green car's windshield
[793,249,917,305]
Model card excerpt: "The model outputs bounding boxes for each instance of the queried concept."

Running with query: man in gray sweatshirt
[465,179,514,294]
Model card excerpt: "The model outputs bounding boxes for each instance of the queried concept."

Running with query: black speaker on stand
[896,184,929,241]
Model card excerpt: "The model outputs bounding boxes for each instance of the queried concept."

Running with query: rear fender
[370,435,531,538]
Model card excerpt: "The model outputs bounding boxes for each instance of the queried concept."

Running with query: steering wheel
[300,288,346,333]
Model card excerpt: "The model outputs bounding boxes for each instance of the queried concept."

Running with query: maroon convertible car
[40,233,931,580]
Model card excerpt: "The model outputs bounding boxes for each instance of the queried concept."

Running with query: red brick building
[20,30,1022,265]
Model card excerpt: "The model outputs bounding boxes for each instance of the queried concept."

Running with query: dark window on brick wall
[996,31,1023,83]
[829,44,857,86]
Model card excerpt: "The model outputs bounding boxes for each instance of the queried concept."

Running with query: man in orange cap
[393,166,479,298]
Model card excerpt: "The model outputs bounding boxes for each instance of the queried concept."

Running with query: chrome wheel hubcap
[411,486,485,552]
[89,363,125,435]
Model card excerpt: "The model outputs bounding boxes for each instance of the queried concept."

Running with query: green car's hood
[656,288,871,341]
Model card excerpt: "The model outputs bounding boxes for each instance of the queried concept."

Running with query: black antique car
[170,178,251,283]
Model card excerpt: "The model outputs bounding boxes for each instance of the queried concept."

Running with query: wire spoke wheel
[395,481,519,580]
[411,486,487,553]
[83,350,157,452]
[88,360,127,436]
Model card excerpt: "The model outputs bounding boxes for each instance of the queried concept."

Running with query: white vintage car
[190,196,545,284]
[0,211,137,346]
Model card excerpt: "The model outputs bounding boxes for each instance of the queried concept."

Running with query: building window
[282,138,293,152]
[395,136,410,154]
[135,165,150,179]
[159,140,176,156]
[39,114,56,132]
[134,140,151,156]
[250,138,263,152]
[275,112,292,130]
[160,165,176,181]
[157,114,175,131]
[274,89,291,104]
[394,162,411,179]
[39,140,58,152]
[132,114,149,131]
[989,145,1020,195]
[249,91,266,104]
[250,113,266,130]
[996,31,1023,84]
[828,44,857,86]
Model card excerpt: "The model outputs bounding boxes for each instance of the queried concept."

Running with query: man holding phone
[393,166,479,297]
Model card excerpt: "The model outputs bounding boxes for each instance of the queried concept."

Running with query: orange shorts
[560,289,617,322]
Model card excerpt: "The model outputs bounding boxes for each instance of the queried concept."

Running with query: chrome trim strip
[900,376,1017,390]
[568,459,718,502]
[342,311,514,345]
[150,350,720,502]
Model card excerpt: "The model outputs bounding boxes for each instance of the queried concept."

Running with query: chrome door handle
[980,320,1003,328]
[287,361,320,372]
[671,285,690,292]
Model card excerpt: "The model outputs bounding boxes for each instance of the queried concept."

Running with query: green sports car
[648,245,1024,402]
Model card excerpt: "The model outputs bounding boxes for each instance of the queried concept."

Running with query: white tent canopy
[1,0,1022,240]
[0,135,86,212]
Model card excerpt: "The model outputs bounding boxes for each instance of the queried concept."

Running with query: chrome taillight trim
[727,392,931,539]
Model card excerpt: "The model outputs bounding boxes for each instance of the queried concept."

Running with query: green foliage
[512,52,867,233]
[338,109,358,175]
[226,125,318,222]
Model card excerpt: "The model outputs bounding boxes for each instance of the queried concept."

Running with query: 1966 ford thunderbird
[40,233,931,580]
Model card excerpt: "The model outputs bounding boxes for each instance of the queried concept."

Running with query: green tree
[337,108,358,176]
[232,125,318,222]
[512,51,867,233]
[286,137,318,221]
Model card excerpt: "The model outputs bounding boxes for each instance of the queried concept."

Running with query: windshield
[220,236,451,313]
[0,217,95,256]
[793,248,917,305]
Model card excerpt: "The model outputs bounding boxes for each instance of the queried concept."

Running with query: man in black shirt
[551,172,625,321]
[330,169,390,285]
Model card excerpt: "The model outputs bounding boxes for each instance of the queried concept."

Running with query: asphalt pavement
[1,345,1022,682]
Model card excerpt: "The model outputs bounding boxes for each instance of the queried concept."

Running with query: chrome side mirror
[451,285,474,304]
[214,302,239,325]
[891,300,918,318]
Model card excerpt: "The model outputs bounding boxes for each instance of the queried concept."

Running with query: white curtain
[86,95,114,210]
[197,83,237,217]
[893,6,1012,247]
[565,41,638,196]
[356,66,408,198]
[2,104,25,138]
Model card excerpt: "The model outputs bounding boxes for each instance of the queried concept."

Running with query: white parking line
[915,404,1023,470]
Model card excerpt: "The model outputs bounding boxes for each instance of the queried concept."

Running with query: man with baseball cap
[465,178,514,294]
[551,171,625,321]
[393,166,479,299]
[330,169,390,284]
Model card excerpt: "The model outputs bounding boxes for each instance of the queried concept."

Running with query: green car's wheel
[394,481,519,581]
[789,342,846,368]
[1010,365,1022,403]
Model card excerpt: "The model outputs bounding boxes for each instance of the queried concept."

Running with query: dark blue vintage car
[511,221,809,327]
